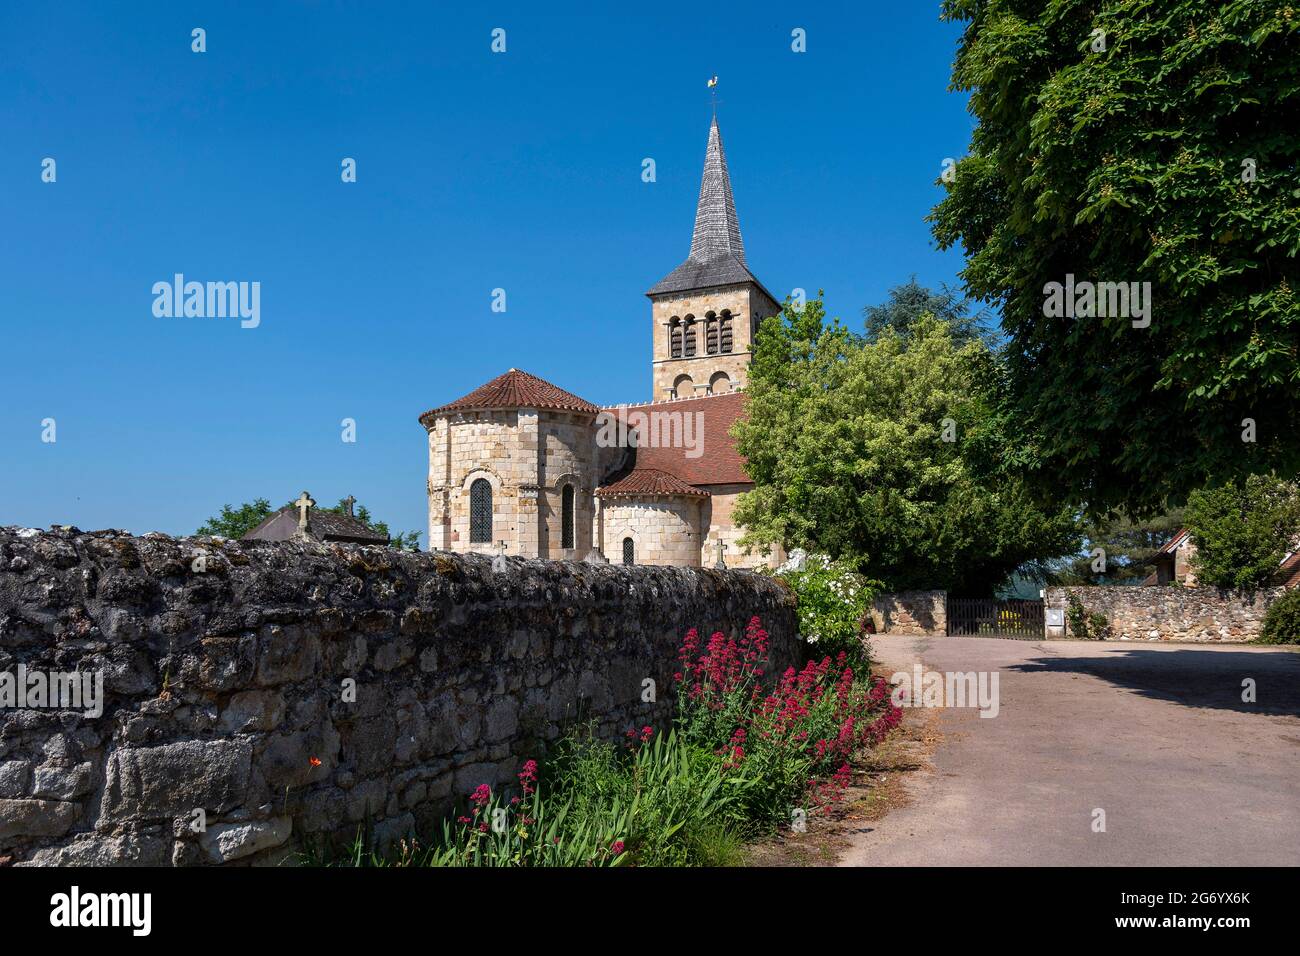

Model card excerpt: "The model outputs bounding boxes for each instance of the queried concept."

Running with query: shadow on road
[1010,648,1300,717]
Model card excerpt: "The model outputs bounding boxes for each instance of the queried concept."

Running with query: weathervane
[708,75,719,118]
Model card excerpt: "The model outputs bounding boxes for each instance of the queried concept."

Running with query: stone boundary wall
[871,590,946,635]
[0,527,798,866]
[1045,585,1284,642]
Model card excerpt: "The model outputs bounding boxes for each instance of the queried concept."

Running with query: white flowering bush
[779,555,879,667]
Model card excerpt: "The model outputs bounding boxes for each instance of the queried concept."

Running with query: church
[418,116,785,569]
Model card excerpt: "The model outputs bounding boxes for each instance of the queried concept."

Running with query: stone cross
[492,540,508,574]
[714,538,727,570]
[294,491,315,532]
[342,495,356,517]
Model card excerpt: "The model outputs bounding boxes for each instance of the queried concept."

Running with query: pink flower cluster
[676,616,903,802]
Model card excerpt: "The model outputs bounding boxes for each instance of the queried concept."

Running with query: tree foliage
[931,0,1300,514]
[734,294,1081,595]
[1053,508,1185,584]
[1183,474,1300,588]
[863,276,996,347]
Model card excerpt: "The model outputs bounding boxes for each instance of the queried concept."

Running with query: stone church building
[418,117,784,569]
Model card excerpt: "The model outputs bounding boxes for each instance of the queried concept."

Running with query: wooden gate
[945,597,1045,639]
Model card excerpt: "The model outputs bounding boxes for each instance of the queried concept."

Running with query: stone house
[418,117,784,569]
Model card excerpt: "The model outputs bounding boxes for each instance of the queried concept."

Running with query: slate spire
[648,116,772,298]
[688,117,746,266]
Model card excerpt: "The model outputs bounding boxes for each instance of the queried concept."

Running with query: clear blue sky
[0,0,973,541]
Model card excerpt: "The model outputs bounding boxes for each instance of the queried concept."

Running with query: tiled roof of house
[308,511,388,543]
[419,368,601,425]
[602,392,751,487]
[647,118,777,303]
[1157,528,1191,554]
[1276,551,1300,588]
[596,468,709,499]
[241,506,388,544]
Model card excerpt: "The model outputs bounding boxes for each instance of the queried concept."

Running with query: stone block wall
[0,527,797,866]
[871,591,947,635]
[601,499,704,567]
[1045,585,1284,642]
[700,485,784,570]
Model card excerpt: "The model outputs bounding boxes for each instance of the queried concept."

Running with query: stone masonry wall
[871,591,947,635]
[0,526,797,866]
[1045,585,1283,642]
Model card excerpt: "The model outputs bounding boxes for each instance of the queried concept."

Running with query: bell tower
[647,116,780,401]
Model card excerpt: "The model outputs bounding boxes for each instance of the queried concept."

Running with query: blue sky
[0,0,973,541]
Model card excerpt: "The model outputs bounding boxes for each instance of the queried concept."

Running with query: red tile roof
[604,392,750,487]
[596,468,709,498]
[1157,528,1190,554]
[1276,551,1300,588]
[419,369,600,425]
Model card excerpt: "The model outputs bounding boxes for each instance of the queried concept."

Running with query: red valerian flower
[610,840,626,855]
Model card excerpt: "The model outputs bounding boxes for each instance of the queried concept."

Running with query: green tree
[863,276,996,347]
[930,0,1300,515]
[1053,508,1186,585]
[195,498,274,539]
[196,497,421,551]
[734,295,1081,595]
[1183,474,1300,588]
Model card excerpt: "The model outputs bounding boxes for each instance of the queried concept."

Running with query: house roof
[1157,528,1191,554]
[596,468,709,499]
[1276,551,1300,588]
[419,368,601,425]
[601,392,751,487]
[647,118,777,303]
[241,506,388,544]
[307,510,388,543]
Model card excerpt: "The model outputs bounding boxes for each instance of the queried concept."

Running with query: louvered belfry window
[622,537,635,565]
[683,317,697,357]
[669,319,683,358]
[561,484,575,549]
[720,311,733,353]
[706,312,719,354]
[469,478,493,543]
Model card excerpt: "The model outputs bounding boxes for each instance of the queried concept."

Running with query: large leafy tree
[196,497,421,550]
[1183,474,1300,588]
[734,295,1081,595]
[931,0,1300,514]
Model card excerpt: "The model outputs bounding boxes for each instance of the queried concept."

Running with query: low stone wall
[871,590,946,635]
[0,527,797,866]
[1045,585,1284,642]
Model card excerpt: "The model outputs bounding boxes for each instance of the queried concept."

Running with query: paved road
[839,636,1300,866]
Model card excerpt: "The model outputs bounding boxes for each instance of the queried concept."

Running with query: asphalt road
[839,636,1300,866]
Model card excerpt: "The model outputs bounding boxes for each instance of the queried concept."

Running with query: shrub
[674,616,902,824]
[1184,476,1300,589]
[1065,595,1108,640]
[779,556,879,668]
[1259,589,1300,645]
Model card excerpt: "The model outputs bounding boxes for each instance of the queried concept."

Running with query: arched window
[705,311,719,354]
[719,310,734,353]
[672,373,693,399]
[561,484,575,550]
[469,478,493,543]
[622,537,635,565]
[683,316,697,357]
[669,318,683,359]
[709,371,731,395]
